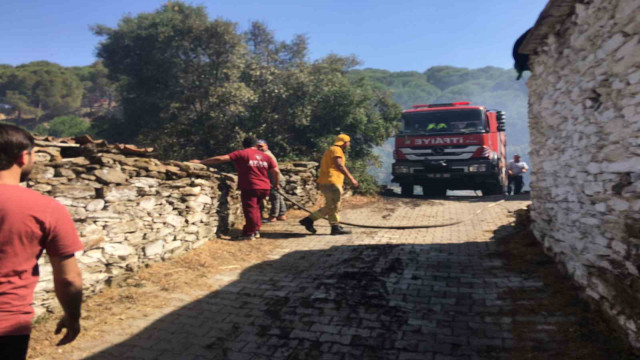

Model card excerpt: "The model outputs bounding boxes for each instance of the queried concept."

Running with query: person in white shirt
[507,154,528,195]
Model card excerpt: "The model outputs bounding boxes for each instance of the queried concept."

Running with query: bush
[34,115,91,137]
[349,158,382,196]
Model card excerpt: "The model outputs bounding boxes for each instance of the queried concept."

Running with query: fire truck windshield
[400,109,485,135]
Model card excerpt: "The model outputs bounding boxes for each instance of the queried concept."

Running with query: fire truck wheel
[400,184,414,197]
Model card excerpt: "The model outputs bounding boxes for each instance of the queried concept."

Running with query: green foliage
[0,61,83,120]
[93,2,401,167]
[34,115,91,137]
[349,158,382,196]
[70,61,116,109]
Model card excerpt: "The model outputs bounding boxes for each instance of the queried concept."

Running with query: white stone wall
[28,144,319,316]
[526,0,640,349]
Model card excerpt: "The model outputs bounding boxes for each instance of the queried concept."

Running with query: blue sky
[0,0,548,71]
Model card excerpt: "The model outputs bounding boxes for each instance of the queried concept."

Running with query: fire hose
[275,188,509,230]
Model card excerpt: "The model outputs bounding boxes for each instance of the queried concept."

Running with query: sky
[0,0,548,72]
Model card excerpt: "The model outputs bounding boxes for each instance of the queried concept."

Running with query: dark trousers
[508,175,524,195]
[240,189,270,236]
[0,335,30,360]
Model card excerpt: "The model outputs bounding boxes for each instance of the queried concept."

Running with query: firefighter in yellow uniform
[299,134,359,235]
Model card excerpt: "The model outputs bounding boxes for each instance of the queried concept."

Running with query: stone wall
[524,0,640,349]
[28,140,318,316]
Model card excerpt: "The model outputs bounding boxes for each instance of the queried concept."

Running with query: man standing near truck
[299,134,358,235]
[0,124,84,360]
[507,154,528,195]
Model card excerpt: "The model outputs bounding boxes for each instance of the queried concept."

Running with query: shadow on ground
[85,224,636,360]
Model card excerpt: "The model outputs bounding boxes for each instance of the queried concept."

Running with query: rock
[180,186,201,195]
[143,240,164,257]
[86,199,105,212]
[166,215,185,229]
[104,186,137,202]
[31,166,55,179]
[106,220,140,234]
[68,207,87,220]
[194,194,212,204]
[130,177,160,188]
[138,197,156,210]
[34,152,52,163]
[86,211,120,220]
[62,157,91,166]
[164,241,184,254]
[55,168,77,179]
[94,167,128,185]
[103,243,135,259]
[52,185,95,199]
[36,147,62,161]
[32,184,52,193]
[83,249,106,263]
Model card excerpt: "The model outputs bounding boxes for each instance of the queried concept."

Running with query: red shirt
[0,184,83,335]
[228,148,277,190]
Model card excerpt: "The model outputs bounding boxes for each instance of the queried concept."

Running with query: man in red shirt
[191,137,279,240]
[0,124,84,360]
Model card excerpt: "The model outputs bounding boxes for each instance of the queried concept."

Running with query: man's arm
[334,157,358,188]
[50,254,83,346]
[522,163,529,173]
[190,155,231,166]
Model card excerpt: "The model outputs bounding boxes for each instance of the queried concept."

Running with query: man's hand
[351,179,359,188]
[55,315,80,346]
[189,160,201,164]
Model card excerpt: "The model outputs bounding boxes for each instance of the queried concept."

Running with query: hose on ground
[275,188,509,230]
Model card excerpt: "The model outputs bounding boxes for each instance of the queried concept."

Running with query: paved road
[84,194,564,360]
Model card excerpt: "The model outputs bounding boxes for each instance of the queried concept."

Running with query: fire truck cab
[392,102,507,197]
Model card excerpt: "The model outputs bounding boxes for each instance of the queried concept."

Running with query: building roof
[519,0,578,54]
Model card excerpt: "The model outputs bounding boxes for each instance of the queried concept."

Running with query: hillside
[350,66,531,186]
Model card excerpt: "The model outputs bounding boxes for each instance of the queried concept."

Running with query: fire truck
[392,101,507,197]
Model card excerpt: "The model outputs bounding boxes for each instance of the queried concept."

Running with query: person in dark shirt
[191,137,279,240]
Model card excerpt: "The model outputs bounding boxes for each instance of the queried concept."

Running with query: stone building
[519,0,640,350]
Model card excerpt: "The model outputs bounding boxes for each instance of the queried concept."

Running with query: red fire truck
[392,101,507,196]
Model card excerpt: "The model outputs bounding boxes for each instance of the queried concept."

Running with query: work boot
[330,225,351,235]
[299,217,316,234]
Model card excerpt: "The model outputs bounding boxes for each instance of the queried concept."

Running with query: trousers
[310,184,343,225]
[241,189,270,236]
[508,175,524,195]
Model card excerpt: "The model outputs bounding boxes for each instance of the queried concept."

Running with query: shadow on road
[85,227,630,360]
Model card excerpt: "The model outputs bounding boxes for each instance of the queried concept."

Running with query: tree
[70,61,117,110]
[34,115,91,137]
[93,1,251,156]
[0,61,83,122]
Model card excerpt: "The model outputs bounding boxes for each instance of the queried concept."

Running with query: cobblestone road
[84,195,557,360]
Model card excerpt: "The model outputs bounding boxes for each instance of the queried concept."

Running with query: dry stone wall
[525,0,640,349]
[28,141,318,316]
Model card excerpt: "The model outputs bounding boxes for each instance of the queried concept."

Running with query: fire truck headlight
[468,164,488,172]
[394,166,410,174]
